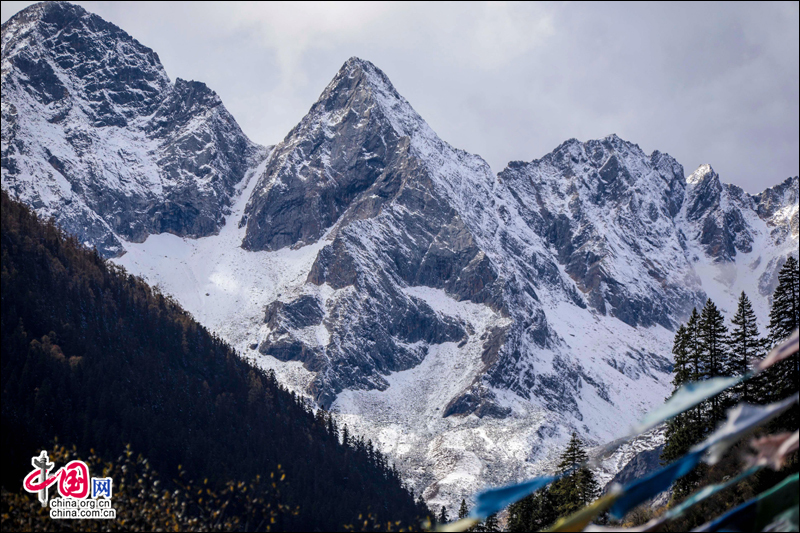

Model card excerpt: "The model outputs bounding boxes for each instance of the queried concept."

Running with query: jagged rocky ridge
[244,58,545,409]
[2,2,798,513]
[241,57,798,417]
[1,2,264,256]
[233,58,796,507]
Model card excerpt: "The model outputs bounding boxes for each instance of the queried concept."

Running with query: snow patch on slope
[115,150,322,350]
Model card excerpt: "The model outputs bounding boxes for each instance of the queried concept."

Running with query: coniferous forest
[504,257,799,532]
[0,191,431,530]
[662,258,799,495]
[506,433,600,532]
[655,258,799,529]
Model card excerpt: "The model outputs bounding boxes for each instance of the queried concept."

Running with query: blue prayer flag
[609,449,704,520]
[469,475,557,519]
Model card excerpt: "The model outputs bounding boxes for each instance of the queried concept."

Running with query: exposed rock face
[499,137,702,329]
[684,165,754,261]
[607,444,665,488]
[248,58,505,405]
[1,1,263,256]
[683,168,800,263]
[680,167,799,301]
[242,60,406,252]
[3,2,798,514]
[240,58,799,421]
[755,176,799,242]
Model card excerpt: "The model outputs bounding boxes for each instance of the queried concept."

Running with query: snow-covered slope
[498,137,701,329]
[680,165,799,322]
[116,59,797,509]
[2,2,797,514]
[1,2,265,256]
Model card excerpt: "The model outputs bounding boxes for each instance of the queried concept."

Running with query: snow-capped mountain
[679,165,799,320]
[1,2,265,256]
[118,58,798,508]
[2,2,798,512]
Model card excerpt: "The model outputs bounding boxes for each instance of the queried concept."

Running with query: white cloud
[2,1,797,192]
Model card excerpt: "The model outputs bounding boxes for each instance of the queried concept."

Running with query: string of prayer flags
[745,430,800,471]
[692,473,799,532]
[610,393,798,521]
[587,467,763,532]
[635,431,798,532]
[703,394,799,465]
[754,330,799,372]
[632,375,743,434]
[659,465,761,524]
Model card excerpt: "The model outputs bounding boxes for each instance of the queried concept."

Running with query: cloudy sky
[3,1,798,193]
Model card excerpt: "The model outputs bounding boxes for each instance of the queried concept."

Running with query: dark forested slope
[0,191,426,530]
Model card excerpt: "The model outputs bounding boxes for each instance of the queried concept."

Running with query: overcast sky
[3,1,798,193]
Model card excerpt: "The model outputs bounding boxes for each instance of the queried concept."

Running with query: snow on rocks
[3,16,797,512]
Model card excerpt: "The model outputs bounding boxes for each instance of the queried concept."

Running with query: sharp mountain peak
[2,1,798,515]
[1,0,263,256]
[687,163,719,185]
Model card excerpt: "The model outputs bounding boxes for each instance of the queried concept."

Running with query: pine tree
[508,494,532,532]
[677,307,706,448]
[767,256,799,400]
[727,292,766,403]
[768,256,800,345]
[671,324,692,389]
[439,506,449,524]
[763,256,800,429]
[662,310,706,499]
[686,308,703,382]
[484,513,500,532]
[458,499,469,519]
[508,467,563,531]
[326,412,339,442]
[576,467,600,508]
[550,433,598,516]
[415,493,431,524]
[557,432,589,473]
[699,298,730,426]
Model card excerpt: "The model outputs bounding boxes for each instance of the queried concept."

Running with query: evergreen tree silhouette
[699,298,730,426]
[458,498,469,519]
[728,292,766,403]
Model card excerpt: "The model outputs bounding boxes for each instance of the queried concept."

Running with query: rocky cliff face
[3,2,798,514]
[241,58,613,414]
[1,2,264,256]
[232,57,795,503]
[680,166,799,306]
[684,164,755,262]
[242,58,510,404]
[498,137,699,330]
[756,176,800,241]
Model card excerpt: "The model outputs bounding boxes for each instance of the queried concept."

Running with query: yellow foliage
[0,443,297,532]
